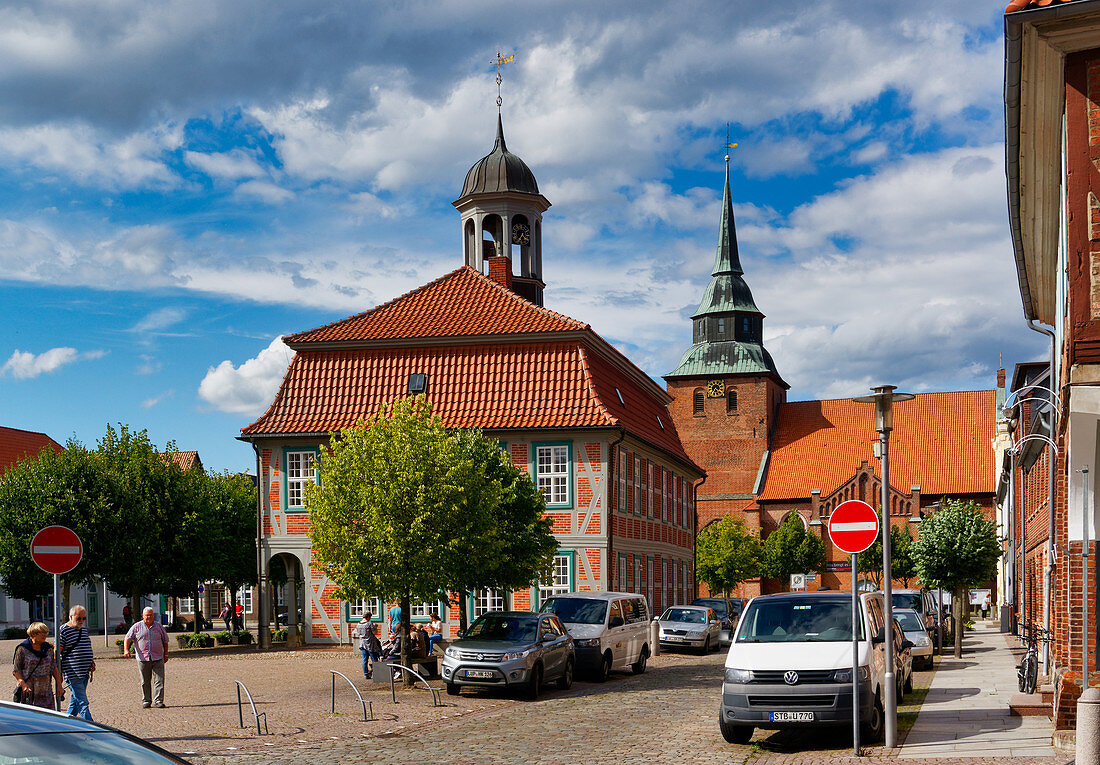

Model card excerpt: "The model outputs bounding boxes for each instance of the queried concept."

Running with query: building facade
[240,118,703,645]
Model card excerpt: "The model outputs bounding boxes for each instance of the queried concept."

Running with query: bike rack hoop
[330,670,374,722]
[234,680,269,736]
[386,664,444,707]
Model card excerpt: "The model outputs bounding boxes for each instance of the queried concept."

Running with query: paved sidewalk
[900,626,1059,758]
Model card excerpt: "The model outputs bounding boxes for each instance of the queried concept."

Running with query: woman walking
[12,622,64,710]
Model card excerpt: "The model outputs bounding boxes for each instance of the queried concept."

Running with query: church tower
[664,160,788,530]
[453,115,551,306]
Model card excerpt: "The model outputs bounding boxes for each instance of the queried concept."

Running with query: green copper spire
[665,156,784,384]
[691,163,760,319]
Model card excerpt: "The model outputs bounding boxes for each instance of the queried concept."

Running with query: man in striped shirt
[58,605,96,720]
[124,607,170,708]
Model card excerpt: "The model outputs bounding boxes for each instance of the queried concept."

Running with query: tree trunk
[953,587,964,658]
[61,577,71,623]
[229,582,239,632]
[400,593,414,687]
[458,591,468,635]
[193,587,202,633]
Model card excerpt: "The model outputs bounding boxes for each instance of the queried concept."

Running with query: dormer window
[717,317,726,337]
[408,373,427,394]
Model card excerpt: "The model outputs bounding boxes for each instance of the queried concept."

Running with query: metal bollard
[1078,687,1100,765]
[650,618,660,657]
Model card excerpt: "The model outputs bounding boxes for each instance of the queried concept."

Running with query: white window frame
[472,589,505,618]
[647,557,654,613]
[286,450,316,509]
[618,554,627,590]
[347,598,381,620]
[535,445,570,506]
[177,596,195,614]
[236,587,254,614]
[633,456,642,515]
[634,557,641,595]
[539,554,571,603]
[663,558,670,610]
[409,601,440,621]
[646,461,653,517]
[617,447,627,512]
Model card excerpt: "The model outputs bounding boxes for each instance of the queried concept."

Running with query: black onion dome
[460,114,540,196]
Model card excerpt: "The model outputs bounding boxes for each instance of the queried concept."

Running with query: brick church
[241,116,703,645]
[663,160,999,598]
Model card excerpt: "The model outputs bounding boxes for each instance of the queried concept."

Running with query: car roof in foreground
[749,592,860,602]
[0,700,191,762]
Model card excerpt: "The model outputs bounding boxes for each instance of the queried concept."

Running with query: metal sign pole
[852,552,860,756]
[1084,467,1091,688]
[53,574,59,647]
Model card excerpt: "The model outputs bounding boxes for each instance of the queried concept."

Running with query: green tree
[695,516,761,596]
[911,499,1000,657]
[760,515,825,583]
[857,523,916,588]
[307,397,557,679]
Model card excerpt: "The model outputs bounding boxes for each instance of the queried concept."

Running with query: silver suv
[442,611,575,699]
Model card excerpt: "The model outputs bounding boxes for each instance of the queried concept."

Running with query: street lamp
[853,384,914,750]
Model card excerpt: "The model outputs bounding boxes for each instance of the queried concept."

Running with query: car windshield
[895,611,925,632]
[539,597,608,625]
[0,731,187,763]
[892,593,923,613]
[692,599,728,618]
[737,598,863,642]
[465,614,538,642]
[661,607,707,624]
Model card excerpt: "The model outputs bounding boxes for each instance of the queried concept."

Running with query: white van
[539,591,651,681]
[719,591,895,744]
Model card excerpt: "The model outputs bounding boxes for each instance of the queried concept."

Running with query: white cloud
[1,347,104,379]
[184,149,266,181]
[198,336,295,415]
[130,307,187,333]
[233,179,294,205]
[141,390,174,409]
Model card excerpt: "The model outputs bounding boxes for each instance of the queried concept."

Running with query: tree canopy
[857,522,916,587]
[307,397,557,672]
[695,515,760,596]
[760,514,825,582]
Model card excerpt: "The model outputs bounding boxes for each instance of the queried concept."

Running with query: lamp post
[853,384,914,750]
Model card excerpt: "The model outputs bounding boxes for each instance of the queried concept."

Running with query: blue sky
[0,0,1043,473]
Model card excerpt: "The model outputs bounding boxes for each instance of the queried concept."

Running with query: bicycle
[1017,622,1050,694]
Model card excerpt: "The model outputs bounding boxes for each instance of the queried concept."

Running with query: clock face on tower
[706,379,724,398]
[511,222,531,246]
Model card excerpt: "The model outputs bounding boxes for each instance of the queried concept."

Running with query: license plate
[664,637,684,642]
[464,669,494,679]
[770,712,814,722]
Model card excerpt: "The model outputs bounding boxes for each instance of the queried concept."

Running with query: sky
[0,0,1044,473]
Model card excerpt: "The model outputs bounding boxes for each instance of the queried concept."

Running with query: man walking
[353,614,381,679]
[58,605,95,720]
[123,607,170,708]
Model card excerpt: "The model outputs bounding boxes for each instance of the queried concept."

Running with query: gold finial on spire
[724,123,738,164]
[492,51,516,113]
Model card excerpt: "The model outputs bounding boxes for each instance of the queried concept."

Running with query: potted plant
[175,634,191,649]
[115,639,124,655]
[213,630,232,645]
[232,630,253,645]
[271,628,288,643]
[186,632,214,649]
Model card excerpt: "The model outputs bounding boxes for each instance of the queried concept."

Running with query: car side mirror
[872,628,886,645]
[455,629,465,639]
[902,639,914,650]
[609,616,624,628]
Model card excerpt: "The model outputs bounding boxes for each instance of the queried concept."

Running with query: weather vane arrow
[493,51,515,112]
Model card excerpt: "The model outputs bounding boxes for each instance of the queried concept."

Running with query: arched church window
[726,390,737,414]
[693,389,705,415]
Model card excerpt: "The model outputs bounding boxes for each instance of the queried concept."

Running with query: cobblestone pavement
[61,640,1075,765]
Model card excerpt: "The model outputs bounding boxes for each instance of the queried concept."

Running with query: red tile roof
[285,266,586,345]
[241,341,696,466]
[0,426,62,474]
[757,390,996,500]
[161,451,203,471]
[1005,0,1079,11]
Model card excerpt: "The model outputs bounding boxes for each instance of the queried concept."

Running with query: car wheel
[700,636,711,655]
[719,713,753,745]
[445,683,460,696]
[557,658,574,690]
[631,647,648,675]
[594,652,612,683]
[903,671,913,694]
[525,664,542,700]
[860,691,884,742]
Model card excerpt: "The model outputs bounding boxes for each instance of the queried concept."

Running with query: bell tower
[453,115,551,306]
[664,157,788,530]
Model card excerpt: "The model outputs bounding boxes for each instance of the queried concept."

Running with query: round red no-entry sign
[828,500,880,554]
[30,526,82,575]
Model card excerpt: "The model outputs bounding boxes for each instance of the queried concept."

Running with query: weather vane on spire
[493,51,515,113]
[724,123,738,165]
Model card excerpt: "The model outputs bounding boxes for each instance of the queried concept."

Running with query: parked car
[691,597,743,632]
[539,591,651,681]
[0,699,191,762]
[441,611,574,699]
[891,589,940,644]
[658,605,722,653]
[892,616,914,701]
[719,591,897,745]
[894,607,933,670]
